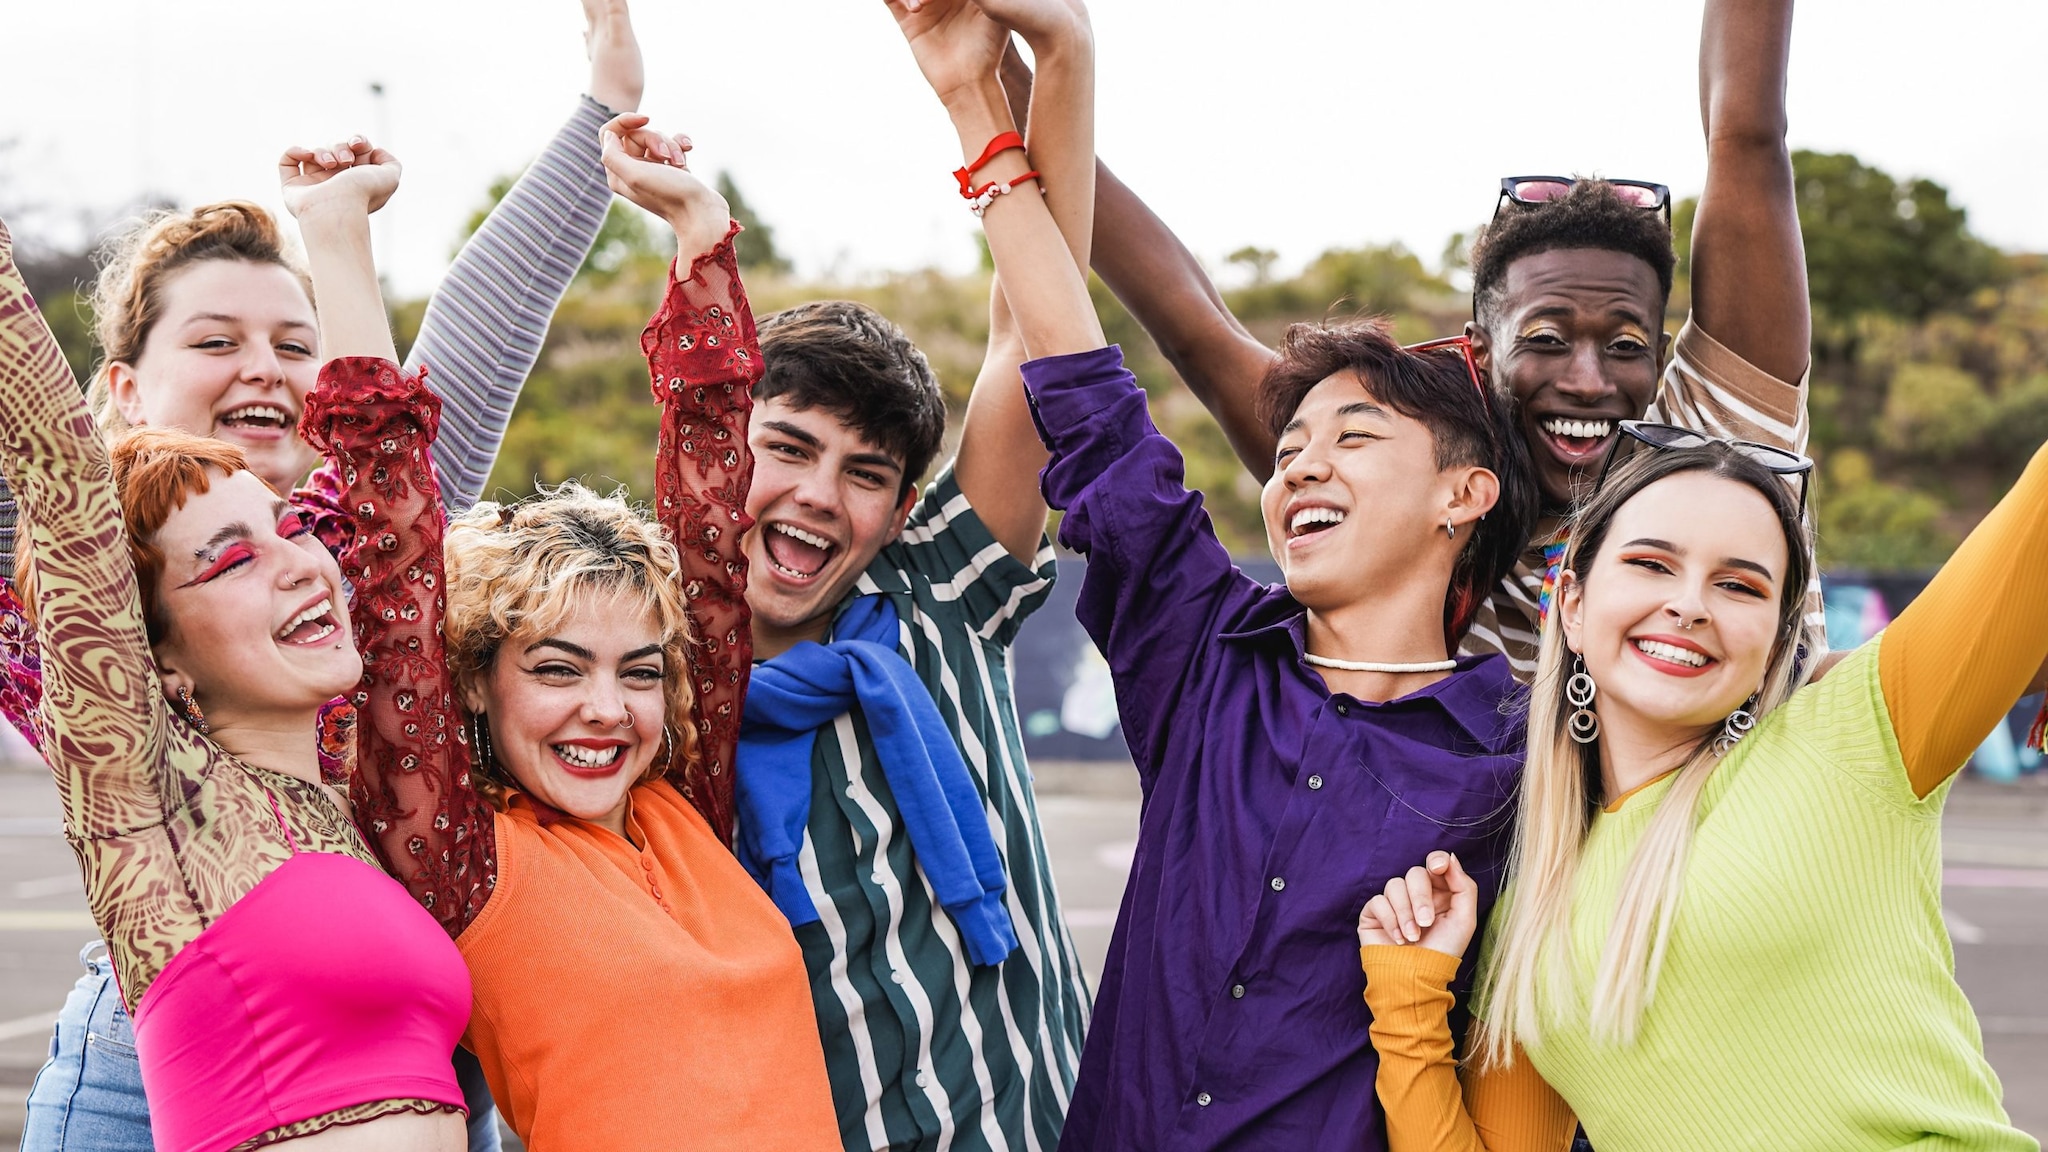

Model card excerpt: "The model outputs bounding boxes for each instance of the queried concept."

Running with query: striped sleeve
[404,96,616,511]
[888,465,1056,648]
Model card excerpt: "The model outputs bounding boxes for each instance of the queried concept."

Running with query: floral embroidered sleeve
[642,225,758,847]
[302,358,497,936]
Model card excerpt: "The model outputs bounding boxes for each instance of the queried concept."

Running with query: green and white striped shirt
[798,467,1090,1152]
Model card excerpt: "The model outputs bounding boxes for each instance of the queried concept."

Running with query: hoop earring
[176,687,209,735]
[1713,693,1759,756]
[1566,657,1600,745]
[1445,517,1456,540]
[469,711,493,774]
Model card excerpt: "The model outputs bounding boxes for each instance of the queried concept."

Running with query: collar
[1220,597,1525,753]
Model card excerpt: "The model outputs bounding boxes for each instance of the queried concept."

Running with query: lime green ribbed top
[1495,642,2032,1151]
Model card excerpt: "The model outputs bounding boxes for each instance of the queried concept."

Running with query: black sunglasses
[1594,421,1813,513]
[1495,176,1672,222]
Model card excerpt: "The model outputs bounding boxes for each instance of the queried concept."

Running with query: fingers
[1357,895,1403,946]
[1380,871,1420,943]
[600,114,690,167]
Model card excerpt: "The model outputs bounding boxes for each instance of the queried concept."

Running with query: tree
[1792,150,2005,325]
[716,172,792,277]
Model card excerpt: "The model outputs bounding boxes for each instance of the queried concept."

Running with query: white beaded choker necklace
[1302,654,1458,674]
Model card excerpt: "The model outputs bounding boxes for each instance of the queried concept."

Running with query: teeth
[228,405,292,425]
[554,744,622,768]
[771,523,833,551]
[1289,507,1346,535]
[277,599,333,640]
[1634,639,1708,668]
[1541,418,1613,440]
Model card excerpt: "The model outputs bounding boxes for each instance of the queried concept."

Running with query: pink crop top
[132,843,472,1152]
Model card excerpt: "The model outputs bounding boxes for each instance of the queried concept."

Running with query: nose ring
[619,713,634,729]
[1680,619,1696,630]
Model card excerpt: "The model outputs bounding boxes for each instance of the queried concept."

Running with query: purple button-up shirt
[1024,347,1526,1152]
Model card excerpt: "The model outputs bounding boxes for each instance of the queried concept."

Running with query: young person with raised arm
[1357,434,2047,1151]
[954,5,1545,1148]
[9,7,645,1147]
[718,3,1096,1147]
[1009,0,1818,681]
[298,113,839,1149]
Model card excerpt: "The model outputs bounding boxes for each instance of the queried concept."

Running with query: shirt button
[1197,1092,1213,1107]
[1230,984,1245,999]
[915,1071,929,1087]
[890,969,905,984]
[1336,702,1349,715]
[1308,774,1324,790]
[1270,877,1286,892]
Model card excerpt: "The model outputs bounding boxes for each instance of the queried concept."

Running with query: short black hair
[1257,318,1538,648]
[1469,180,1676,328]
[756,300,948,497]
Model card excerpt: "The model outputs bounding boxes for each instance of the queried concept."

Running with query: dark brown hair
[756,300,947,497]
[1256,318,1538,646]
[1470,180,1675,329]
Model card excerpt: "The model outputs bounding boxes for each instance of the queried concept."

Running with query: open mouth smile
[219,403,297,437]
[763,521,838,582]
[552,741,626,777]
[275,597,340,646]
[1629,635,1716,676]
[1537,416,1617,463]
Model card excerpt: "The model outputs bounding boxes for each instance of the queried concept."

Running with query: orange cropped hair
[86,201,314,432]
[14,429,257,645]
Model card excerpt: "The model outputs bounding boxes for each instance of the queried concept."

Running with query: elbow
[1704,117,1790,162]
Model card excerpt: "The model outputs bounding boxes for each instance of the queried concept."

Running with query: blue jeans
[19,943,151,1152]
[20,942,503,1152]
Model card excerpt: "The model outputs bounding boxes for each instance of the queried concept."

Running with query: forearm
[1361,946,1575,1152]
[644,228,756,843]
[302,357,496,934]
[944,81,1101,359]
[1688,0,1809,384]
[1882,440,2048,795]
[297,206,398,363]
[411,96,616,512]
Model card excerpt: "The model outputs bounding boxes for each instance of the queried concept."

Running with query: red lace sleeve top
[303,228,760,935]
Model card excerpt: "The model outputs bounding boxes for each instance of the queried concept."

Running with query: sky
[2,0,2044,298]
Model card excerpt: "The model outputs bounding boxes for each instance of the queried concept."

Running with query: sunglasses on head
[1495,176,1672,222]
[1594,420,1813,513]
[1403,335,1493,415]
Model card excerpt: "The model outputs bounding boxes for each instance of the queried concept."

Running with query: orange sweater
[459,780,837,1151]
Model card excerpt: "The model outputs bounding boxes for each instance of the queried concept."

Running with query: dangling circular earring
[1566,656,1600,744]
[1713,693,1760,756]
[468,711,493,775]
[176,687,210,735]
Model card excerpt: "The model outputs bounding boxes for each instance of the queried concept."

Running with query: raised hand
[1357,851,1479,960]
[583,0,643,113]
[278,137,401,221]
[968,0,1088,50]
[598,114,731,263]
[887,0,1007,106]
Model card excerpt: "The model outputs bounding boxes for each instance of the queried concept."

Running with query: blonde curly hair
[442,481,701,803]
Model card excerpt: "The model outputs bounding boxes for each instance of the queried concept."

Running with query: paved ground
[1,758,2042,1144]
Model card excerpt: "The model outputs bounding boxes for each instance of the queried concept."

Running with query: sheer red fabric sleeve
[642,225,758,847]
[302,358,496,936]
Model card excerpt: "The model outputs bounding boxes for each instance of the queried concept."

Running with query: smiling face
[744,395,916,655]
[465,592,669,837]
[109,260,322,495]
[150,469,358,728]
[1261,371,1468,613]
[1560,471,1790,745]
[1472,248,1670,508]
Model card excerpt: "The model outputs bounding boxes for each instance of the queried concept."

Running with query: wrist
[292,199,374,234]
[942,79,1012,145]
[1017,15,1094,65]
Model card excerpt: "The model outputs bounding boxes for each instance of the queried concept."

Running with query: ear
[889,484,920,539]
[1446,465,1500,531]
[1464,319,1492,376]
[154,649,196,710]
[457,673,491,717]
[1656,328,1674,375]
[107,362,150,427]
[1557,569,1585,654]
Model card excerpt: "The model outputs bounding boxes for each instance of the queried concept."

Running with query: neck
[1594,712,1715,802]
[751,611,834,662]
[205,710,326,788]
[1302,576,1455,704]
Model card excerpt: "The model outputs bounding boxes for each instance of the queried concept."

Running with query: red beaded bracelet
[954,130,1041,218]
